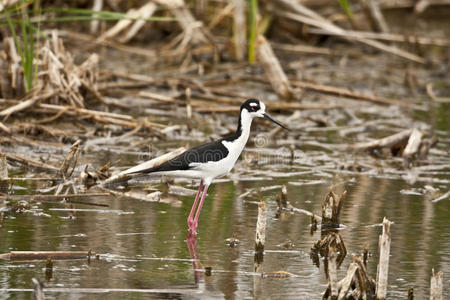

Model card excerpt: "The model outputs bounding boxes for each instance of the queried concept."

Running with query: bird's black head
[241,98,263,114]
[239,98,289,130]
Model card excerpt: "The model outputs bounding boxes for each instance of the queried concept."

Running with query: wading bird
[131,99,288,235]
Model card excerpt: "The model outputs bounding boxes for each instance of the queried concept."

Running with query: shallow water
[2,8,450,298]
[1,158,450,299]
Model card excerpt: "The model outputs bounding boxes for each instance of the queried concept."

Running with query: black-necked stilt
[131,98,288,235]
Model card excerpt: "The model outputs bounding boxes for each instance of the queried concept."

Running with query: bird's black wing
[135,139,229,174]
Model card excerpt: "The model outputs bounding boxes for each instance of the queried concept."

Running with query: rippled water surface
[1,8,450,299]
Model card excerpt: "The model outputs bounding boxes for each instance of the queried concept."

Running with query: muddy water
[1,130,449,300]
[1,9,450,299]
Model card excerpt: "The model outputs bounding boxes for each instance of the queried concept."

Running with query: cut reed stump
[375,217,392,300]
[254,200,267,264]
[430,269,443,300]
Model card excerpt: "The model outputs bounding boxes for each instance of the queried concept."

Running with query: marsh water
[1,10,450,298]
[1,102,449,299]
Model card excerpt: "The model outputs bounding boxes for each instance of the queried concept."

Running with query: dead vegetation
[0,0,449,298]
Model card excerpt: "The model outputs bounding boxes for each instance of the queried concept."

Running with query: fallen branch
[0,251,94,261]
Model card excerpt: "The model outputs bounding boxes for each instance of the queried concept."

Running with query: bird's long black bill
[263,113,289,130]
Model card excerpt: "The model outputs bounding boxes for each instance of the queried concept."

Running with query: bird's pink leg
[190,183,209,235]
[187,180,203,230]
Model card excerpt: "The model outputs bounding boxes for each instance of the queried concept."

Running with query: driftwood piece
[349,129,412,151]
[375,217,392,300]
[430,269,443,300]
[0,251,94,261]
[256,35,294,99]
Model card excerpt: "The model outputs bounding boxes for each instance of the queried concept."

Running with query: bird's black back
[135,132,241,174]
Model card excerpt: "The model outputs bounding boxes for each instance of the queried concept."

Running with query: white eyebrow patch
[249,103,258,107]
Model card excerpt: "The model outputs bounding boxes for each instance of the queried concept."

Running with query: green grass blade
[338,0,353,18]
[248,0,258,63]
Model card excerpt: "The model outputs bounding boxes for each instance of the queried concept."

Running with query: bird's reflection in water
[186,232,203,284]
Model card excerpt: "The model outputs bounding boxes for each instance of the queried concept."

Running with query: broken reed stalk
[321,190,346,228]
[254,201,267,261]
[0,251,94,261]
[0,153,7,179]
[256,35,294,99]
[59,140,81,179]
[375,217,392,300]
[185,87,192,130]
[276,184,288,209]
[403,128,423,167]
[233,0,246,61]
[32,278,45,300]
[362,0,389,33]
[430,269,443,300]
